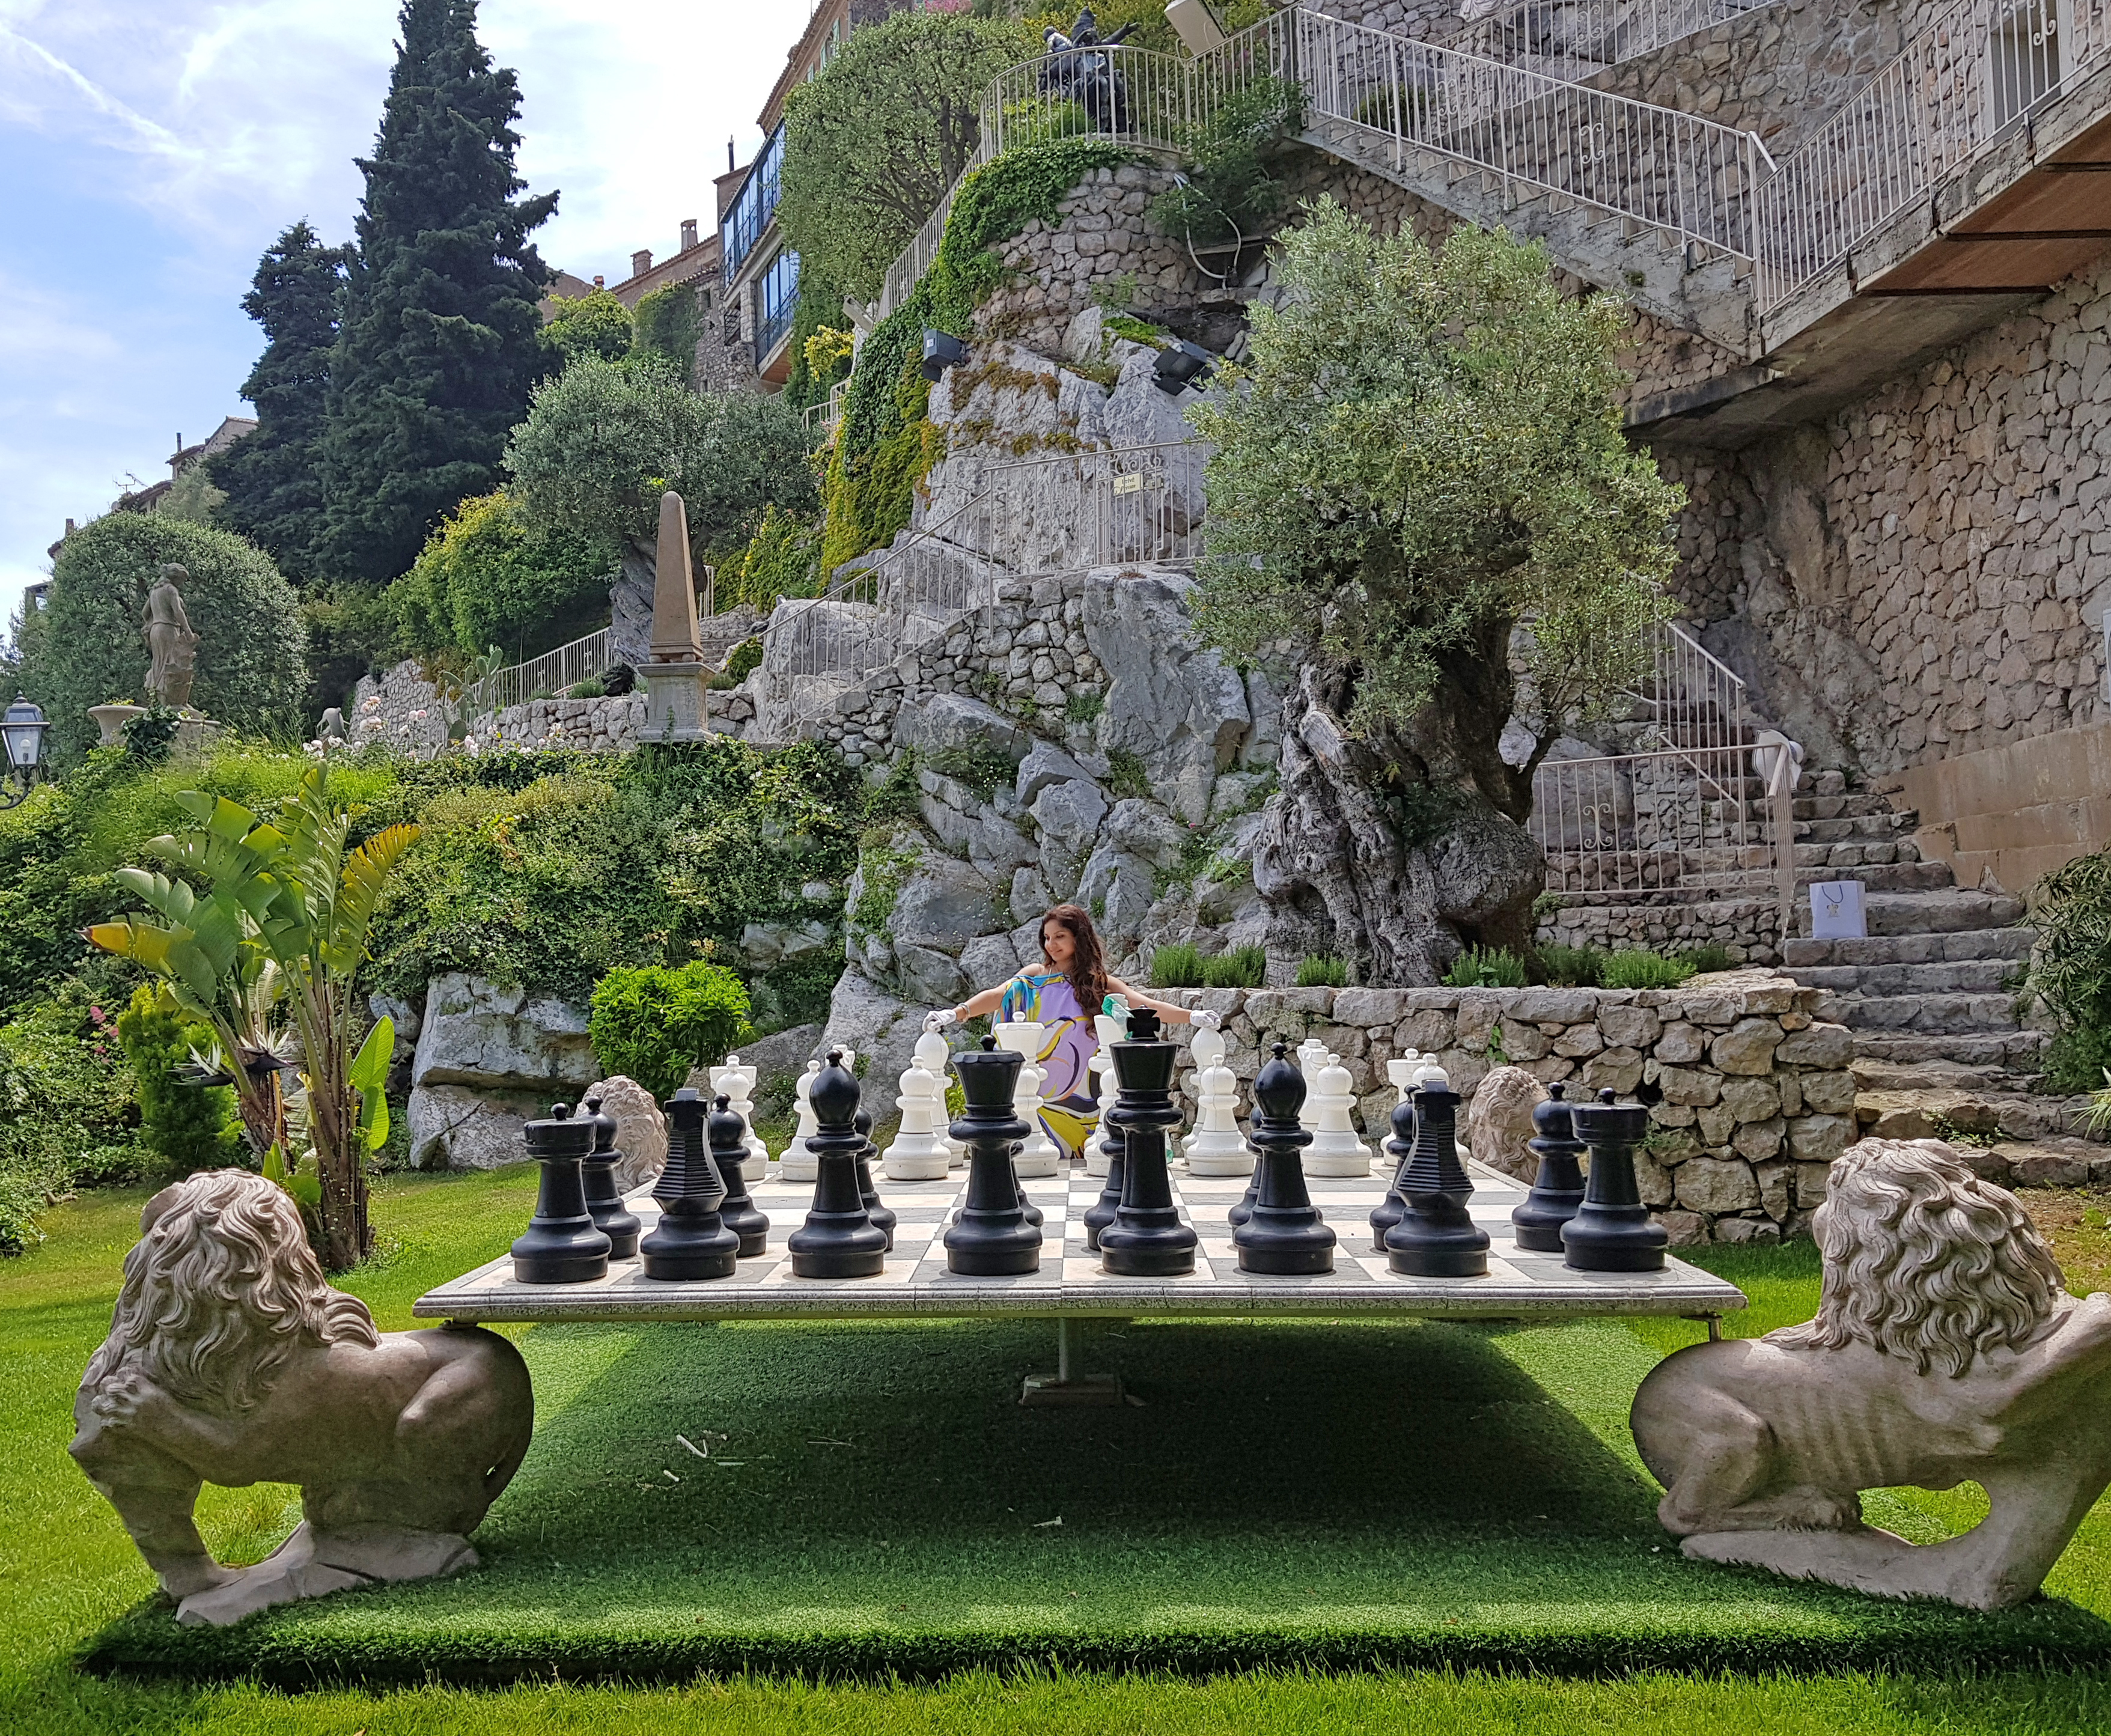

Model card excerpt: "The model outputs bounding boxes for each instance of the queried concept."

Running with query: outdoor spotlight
[0,693,48,811]
[1151,339,1214,396]
[921,328,967,381]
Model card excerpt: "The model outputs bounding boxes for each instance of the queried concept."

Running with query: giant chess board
[415,1159,1746,1325]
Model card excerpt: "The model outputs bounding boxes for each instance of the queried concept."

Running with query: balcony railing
[757,247,800,365]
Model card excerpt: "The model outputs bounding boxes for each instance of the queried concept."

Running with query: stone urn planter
[88,702,145,748]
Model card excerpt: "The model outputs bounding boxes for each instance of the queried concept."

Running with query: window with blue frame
[721,123,784,279]
[757,248,800,364]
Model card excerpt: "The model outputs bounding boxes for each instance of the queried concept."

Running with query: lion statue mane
[1631,1137,2111,1609]
[71,1168,533,1627]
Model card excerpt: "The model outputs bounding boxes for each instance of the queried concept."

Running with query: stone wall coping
[1154,974,1820,1028]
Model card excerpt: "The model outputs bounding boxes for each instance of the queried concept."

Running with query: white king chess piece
[995,1021,1062,1177]
[1182,1023,1254,1177]
[1085,1013,1123,1177]
[915,1013,963,1168]
[882,1052,950,1180]
[1305,1051,1375,1177]
[780,1059,821,1181]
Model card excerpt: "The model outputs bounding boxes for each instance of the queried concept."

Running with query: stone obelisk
[641,490,708,742]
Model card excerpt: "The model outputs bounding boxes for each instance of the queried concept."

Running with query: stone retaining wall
[481,686,757,752]
[1535,894,1784,968]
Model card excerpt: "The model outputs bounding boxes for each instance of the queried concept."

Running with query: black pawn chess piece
[511,1103,612,1284]
[852,1107,897,1251]
[1512,1081,1587,1253]
[1562,1089,1668,1272]
[1098,1006,1198,1277]
[639,1088,740,1281]
[578,1094,641,1261]
[788,1052,889,1278]
[710,1094,770,1258]
[944,1036,1043,1276]
[1384,1075,1490,1277]
[1368,1092,1418,1254]
[1234,1042,1336,1275]
[1082,1083,1129,1252]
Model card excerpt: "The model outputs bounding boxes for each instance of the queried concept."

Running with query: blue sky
[0,0,814,631]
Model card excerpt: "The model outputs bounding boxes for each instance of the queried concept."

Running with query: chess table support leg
[1684,1312,1725,1342]
[1020,1315,1126,1408]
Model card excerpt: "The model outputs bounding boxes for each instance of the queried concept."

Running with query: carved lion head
[83,1169,378,1416]
[1775,1138,2063,1376]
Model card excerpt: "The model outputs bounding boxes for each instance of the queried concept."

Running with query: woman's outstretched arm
[949,982,1012,1023]
[1105,977,1202,1025]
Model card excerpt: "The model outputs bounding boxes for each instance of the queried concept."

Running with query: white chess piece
[1304,1050,1374,1177]
[1293,1036,1331,1144]
[714,1053,770,1172]
[995,1021,1062,1177]
[1182,1023,1254,1177]
[1386,1052,1424,1103]
[1084,1013,1123,1177]
[779,1060,821,1181]
[915,1017,963,1168]
[882,1053,949,1180]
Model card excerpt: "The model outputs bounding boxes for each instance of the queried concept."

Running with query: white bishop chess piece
[1085,1011,1124,1177]
[882,1050,950,1180]
[996,1021,1062,1177]
[1181,1022,1253,1177]
[1305,1050,1375,1176]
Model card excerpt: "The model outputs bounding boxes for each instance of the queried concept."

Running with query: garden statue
[317,706,349,746]
[1041,7,1135,133]
[69,1169,533,1627]
[142,563,200,711]
[1631,1138,2111,1610]
[582,1074,667,1192]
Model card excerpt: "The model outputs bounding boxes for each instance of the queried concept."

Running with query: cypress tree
[319,0,557,583]
[207,221,351,582]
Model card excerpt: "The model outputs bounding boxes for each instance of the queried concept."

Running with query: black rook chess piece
[1368,1092,1417,1254]
[639,1088,739,1281]
[944,1036,1043,1276]
[853,1107,897,1250]
[1562,1089,1668,1272]
[1098,1006,1198,1277]
[1384,1073,1490,1277]
[788,1052,889,1278]
[1082,1080,1129,1252]
[511,1103,612,1284]
[1234,1042,1335,1275]
[1512,1081,1587,1253]
[578,1094,641,1261]
[710,1094,770,1258]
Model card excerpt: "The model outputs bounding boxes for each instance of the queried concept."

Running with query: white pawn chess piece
[779,1060,821,1181]
[1182,1023,1254,1177]
[1304,1051,1374,1177]
[714,1053,770,1172]
[882,1053,950,1180]
[995,1021,1062,1177]
[914,1016,963,1168]
[1084,1012,1123,1177]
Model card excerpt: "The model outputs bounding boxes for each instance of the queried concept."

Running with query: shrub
[1202,945,1267,988]
[631,281,703,380]
[925,741,1017,802]
[391,490,612,662]
[1295,953,1349,988]
[1443,946,1529,989]
[720,505,821,614]
[1535,943,1605,987]
[724,637,765,683]
[114,984,241,1175]
[1151,943,1205,988]
[540,287,635,370]
[2024,846,2111,1092]
[567,678,606,699]
[1107,748,1151,802]
[1677,942,1740,976]
[588,960,754,1103]
[1601,948,1696,991]
[0,993,144,1252]
[1148,73,1303,250]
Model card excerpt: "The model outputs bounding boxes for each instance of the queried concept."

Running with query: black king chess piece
[639,1088,739,1281]
[1235,1042,1335,1275]
[1098,1006,1198,1276]
[710,1094,770,1258]
[511,1103,612,1284]
[944,1035,1042,1276]
[1384,1072,1491,1277]
[788,1051,890,1278]
[579,1093,641,1261]
[1082,1074,1129,1252]
[1512,1080,1587,1253]
[1562,1088,1668,1272]
[853,1107,897,1250]
[1368,1091,1418,1254]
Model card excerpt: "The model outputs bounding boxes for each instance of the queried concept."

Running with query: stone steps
[1793,958,2020,996]
[1850,1030,2050,1069]
[1785,926,2034,967]
[1816,989,2024,1035]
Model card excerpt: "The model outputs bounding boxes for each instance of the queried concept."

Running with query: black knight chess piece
[578,1093,641,1261]
[1384,1073,1491,1278]
[1098,1006,1198,1277]
[943,1036,1043,1276]
[787,1052,889,1279]
[639,1088,740,1281]
[1512,1081,1587,1253]
[1234,1043,1336,1275]
[1562,1089,1668,1272]
[710,1094,770,1258]
[511,1103,612,1284]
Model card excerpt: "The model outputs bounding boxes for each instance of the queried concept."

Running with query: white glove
[925,1008,957,1032]
[1192,1008,1222,1031]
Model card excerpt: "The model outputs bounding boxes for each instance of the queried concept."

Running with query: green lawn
[6,1170,2111,1733]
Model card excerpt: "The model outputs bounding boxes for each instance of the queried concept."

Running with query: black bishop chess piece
[853,1107,897,1251]
[1098,1006,1198,1277]
[1562,1089,1668,1272]
[1234,1042,1335,1275]
[710,1094,770,1258]
[511,1103,612,1284]
[1368,1091,1418,1254]
[943,1035,1043,1276]
[578,1094,641,1261]
[1081,1080,1129,1252]
[639,1088,740,1281]
[1512,1081,1587,1253]
[1384,1071,1491,1277]
[788,1052,890,1278]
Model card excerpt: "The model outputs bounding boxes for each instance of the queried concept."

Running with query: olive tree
[1190,201,1683,984]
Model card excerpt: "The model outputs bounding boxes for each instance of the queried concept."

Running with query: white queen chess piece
[1182,1023,1254,1177]
[1305,1051,1375,1177]
[995,1021,1062,1177]
[882,1050,950,1180]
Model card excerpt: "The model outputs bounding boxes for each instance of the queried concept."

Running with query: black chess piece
[1082,1082,1128,1252]
[851,1107,897,1250]
[1562,1089,1668,1272]
[639,1089,740,1281]
[1512,1081,1587,1253]
[710,1094,770,1258]
[578,1093,641,1261]
[1234,1042,1335,1275]
[788,1052,889,1278]
[1368,1092,1417,1254]
[944,1036,1042,1276]
[1384,1074,1490,1277]
[1098,1006,1198,1276]
[511,1103,612,1284]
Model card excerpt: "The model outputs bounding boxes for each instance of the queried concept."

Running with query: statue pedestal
[642,662,709,742]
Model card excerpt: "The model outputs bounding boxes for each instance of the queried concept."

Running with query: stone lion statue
[1631,1137,2111,1609]
[70,1169,533,1627]
[585,1073,666,1192]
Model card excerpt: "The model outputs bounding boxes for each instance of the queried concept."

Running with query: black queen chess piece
[1384,1071,1491,1277]
[943,1036,1043,1276]
[1234,1042,1336,1275]
[1562,1089,1668,1272]
[1368,1091,1418,1253]
[709,1094,770,1258]
[1098,1006,1199,1277]
[788,1052,890,1278]
[511,1103,612,1284]
[579,1094,641,1261]
[1512,1081,1587,1253]
[639,1088,740,1281]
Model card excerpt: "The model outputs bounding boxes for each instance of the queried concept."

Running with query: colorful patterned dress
[996,970,1111,1159]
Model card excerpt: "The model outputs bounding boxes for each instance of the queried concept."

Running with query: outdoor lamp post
[0,694,49,809]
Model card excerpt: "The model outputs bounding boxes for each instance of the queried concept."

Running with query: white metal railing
[1465,0,1773,82]
[459,628,612,720]
[802,379,848,437]
[1630,619,1751,755]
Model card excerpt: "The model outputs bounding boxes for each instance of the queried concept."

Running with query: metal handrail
[1464,0,1774,82]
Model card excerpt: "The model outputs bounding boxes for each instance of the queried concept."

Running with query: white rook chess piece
[882,1052,950,1180]
[780,1060,821,1181]
[1305,1051,1375,1177]
[1182,1024,1254,1177]
[995,1021,1062,1177]
[1085,1012,1124,1176]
